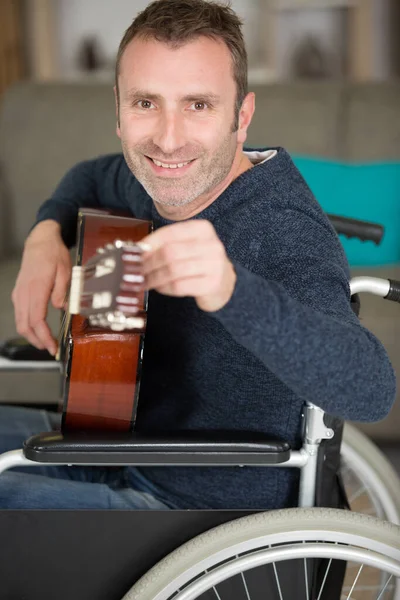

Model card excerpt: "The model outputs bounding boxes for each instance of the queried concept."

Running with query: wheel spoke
[204,569,222,600]
[272,561,284,600]
[376,574,394,600]
[348,485,368,503]
[240,572,251,600]
[303,541,309,600]
[345,564,364,600]
[316,558,333,600]
[236,555,251,600]
[304,558,309,600]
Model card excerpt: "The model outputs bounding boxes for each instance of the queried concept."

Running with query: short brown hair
[115,0,248,127]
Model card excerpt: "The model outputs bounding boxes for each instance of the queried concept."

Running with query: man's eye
[137,100,154,109]
[191,102,208,111]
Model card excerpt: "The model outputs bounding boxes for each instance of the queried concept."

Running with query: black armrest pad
[24,431,291,466]
[0,337,54,361]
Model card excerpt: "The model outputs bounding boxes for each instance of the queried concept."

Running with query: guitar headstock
[68,240,146,331]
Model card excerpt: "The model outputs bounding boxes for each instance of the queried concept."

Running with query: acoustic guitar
[58,208,152,433]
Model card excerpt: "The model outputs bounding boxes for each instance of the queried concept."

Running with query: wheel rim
[169,543,400,600]
[341,441,400,524]
[132,521,400,600]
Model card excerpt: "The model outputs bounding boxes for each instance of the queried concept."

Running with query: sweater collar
[146,146,288,226]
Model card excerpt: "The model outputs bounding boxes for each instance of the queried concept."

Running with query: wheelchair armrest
[0,337,55,361]
[23,431,291,466]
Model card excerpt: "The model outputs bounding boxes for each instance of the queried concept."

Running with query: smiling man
[116,34,253,216]
[4,0,396,510]
[114,30,255,312]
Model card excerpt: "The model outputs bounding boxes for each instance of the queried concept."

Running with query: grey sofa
[0,80,399,440]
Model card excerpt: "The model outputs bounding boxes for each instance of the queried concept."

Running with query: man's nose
[153,111,186,155]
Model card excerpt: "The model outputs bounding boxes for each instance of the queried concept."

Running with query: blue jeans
[0,405,176,509]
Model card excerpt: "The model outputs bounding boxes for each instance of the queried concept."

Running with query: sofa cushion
[343,83,400,161]
[0,82,121,254]
[247,82,344,159]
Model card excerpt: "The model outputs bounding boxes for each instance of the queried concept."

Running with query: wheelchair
[1,403,399,599]
[0,215,400,600]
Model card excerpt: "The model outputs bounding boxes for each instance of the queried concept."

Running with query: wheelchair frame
[0,402,330,508]
[0,273,399,599]
[0,274,399,513]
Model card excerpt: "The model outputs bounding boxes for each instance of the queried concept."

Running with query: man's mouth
[151,158,193,169]
[145,155,196,176]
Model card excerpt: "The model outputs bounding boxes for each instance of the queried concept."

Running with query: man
[1,0,395,509]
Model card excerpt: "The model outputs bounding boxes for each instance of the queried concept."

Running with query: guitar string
[56,291,70,358]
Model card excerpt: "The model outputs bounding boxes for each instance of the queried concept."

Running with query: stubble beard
[121,130,237,208]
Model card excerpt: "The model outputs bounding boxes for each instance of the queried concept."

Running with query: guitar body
[61,209,151,432]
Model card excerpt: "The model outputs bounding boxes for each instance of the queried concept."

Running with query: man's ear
[237,92,255,145]
[113,85,121,138]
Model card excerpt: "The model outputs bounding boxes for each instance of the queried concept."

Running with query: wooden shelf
[25,0,58,80]
[24,0,382,84]
[0,0,25,96]
[262,0,375,81]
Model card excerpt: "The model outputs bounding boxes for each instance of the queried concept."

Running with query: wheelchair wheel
[341,424,400,524]
[124,508,400,600]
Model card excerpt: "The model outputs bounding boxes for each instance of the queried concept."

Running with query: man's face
[116,35,244,209]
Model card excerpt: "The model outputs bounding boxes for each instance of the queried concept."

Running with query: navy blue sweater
[35,148,396,510]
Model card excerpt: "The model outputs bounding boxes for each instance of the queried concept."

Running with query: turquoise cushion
[293,157,400,267]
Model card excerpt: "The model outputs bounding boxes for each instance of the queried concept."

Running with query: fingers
[138,220,215,253]
[32,322,57,356]
[141,238,217,276]
[138,221,233,310]
[137,220,236,311]
[141,237,225,293]
[145,258,213,295]
[12,294,46,350]
[29,283,58,355]
[12,249,71,356]
[28,279,55,353]
[152,275,217,298]
[13,279,56,353]
[51,259,71,309]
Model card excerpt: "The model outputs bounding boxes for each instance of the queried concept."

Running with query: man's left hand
[138,220,236,312]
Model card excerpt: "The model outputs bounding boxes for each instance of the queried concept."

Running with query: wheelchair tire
[341,423,400,524]
[124,508,400,600]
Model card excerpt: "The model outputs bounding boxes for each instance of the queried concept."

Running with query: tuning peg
[96,247,106,254]
[122,253,142,263]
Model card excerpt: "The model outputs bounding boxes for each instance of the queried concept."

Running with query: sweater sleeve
[33,158,99,247]
[211,209,396,422]
[33,154,128,247]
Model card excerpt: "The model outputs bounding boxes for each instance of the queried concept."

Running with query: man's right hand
[11,220,72,356]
